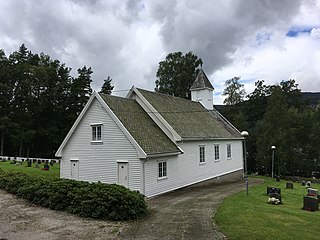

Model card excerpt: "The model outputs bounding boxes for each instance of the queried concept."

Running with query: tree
[0,49,14,155]
[255,86,289,175]
[155,51,203,99]
[222,76,246,105]
[100,76,114,94]
[69,66,93,116]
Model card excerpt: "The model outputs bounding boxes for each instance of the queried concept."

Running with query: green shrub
[0,169,148,220]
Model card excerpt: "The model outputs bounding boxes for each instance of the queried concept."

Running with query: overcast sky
[1,0,320,104]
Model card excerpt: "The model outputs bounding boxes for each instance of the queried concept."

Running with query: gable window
[91,124,102,141]
[227,144,232,159]
[199,145,205,163]
[158,161,167,179]
[214,144,220,161]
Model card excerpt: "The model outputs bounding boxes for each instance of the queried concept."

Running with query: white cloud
[0,0,320,104]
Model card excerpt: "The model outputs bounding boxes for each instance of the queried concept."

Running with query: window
[158,161,167,178]
[199,145,205,163]
[227,144,232,159]
[214,144,220,161]
[91,124,102,141]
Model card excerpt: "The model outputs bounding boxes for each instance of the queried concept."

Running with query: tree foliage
[100,76,114,95]
[220,79,318,178]
[222,76,246,105]
[0,44,94,158]
[155,51,203,99]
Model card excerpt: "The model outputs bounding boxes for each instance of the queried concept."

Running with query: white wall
[60,98,143,192]
[191,88,213,110]
[144,139,243,197]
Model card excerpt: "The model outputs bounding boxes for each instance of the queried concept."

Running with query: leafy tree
[255,86,289,175]
[155,51,203,99]
[0,44,91,158]
[222,76,246,105]
[100,76,114,95]
[69,66,93,116]
[0,49,14,155]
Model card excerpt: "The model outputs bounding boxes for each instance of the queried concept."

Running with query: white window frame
[199,145,206,164]
[158,161,167,179]
[227,144,232,159]
[91,123,103,142]
[214,144,220,161]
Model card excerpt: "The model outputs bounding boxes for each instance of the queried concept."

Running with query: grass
[0,160,60,178]
[216,176,320,240]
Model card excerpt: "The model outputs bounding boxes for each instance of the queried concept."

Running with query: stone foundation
[186,169,243,189]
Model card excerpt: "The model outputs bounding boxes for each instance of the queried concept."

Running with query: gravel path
[119,178,263,240]
[0,190,124,240]
[0,179,262,240]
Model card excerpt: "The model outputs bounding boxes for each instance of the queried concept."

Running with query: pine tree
[100,76,114,95]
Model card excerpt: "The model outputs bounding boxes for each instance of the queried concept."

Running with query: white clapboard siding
[144,139,243,197]
[60,98,142,192]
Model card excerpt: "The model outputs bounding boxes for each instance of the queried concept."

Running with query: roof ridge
[136,88,202,104]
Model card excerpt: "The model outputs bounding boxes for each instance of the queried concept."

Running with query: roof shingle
[100,94,181,156]
[190,69,214,90]
[136,88,241,140]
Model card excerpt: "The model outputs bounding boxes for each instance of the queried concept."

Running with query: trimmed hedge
[0,169,148,221]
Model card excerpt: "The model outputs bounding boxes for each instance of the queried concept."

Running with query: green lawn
[216,176,320,240]
[0,160,60,178]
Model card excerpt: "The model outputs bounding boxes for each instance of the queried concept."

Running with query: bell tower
[190,69,214,110]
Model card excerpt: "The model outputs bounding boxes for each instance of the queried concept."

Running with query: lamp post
[271,146,276,179]
[241,131,249,196]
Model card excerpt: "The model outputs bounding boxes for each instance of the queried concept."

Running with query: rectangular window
[91,124,102,141]
[214,144,220,161]
[227,144,232,159]
[158,161,167,178]
[199,145,205,163]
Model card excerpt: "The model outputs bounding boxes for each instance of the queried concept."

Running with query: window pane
[97,126,101,140]
[163,162,167,177]
[215,145,219,160]
[159,162,162,178]
[92,126,96,141]
[200,146,205,163]
[227,144,231,158]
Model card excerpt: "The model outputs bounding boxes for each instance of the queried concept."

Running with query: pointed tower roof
[190,69,214,90]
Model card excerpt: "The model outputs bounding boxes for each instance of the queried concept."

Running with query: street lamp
[241,131,249,196]
[271,146,276,179]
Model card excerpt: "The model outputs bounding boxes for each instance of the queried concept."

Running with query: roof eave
[180,137,243,141]
[145,150,183,159]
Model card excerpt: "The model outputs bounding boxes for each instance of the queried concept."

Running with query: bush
[0,169,148,220]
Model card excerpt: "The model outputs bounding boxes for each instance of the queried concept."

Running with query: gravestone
[303,196,319,211]
[267,186,281,195]
[307,188,318,197]
[286,182,294,189]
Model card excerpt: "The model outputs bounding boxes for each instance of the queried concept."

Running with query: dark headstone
[286,182,294,189]
[303,196,319,211]
[43,164,49,171]
[27,159,32,167]
[276,175,281,182]
[267,186,281,195]
[301,180,306,186]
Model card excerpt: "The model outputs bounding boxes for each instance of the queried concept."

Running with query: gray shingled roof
[190,69,214,90]
[137,89,241,140]
[99,94,181,156]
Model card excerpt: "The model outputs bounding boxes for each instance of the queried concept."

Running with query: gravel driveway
[119,178,262,240]
[0,179,262,240]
